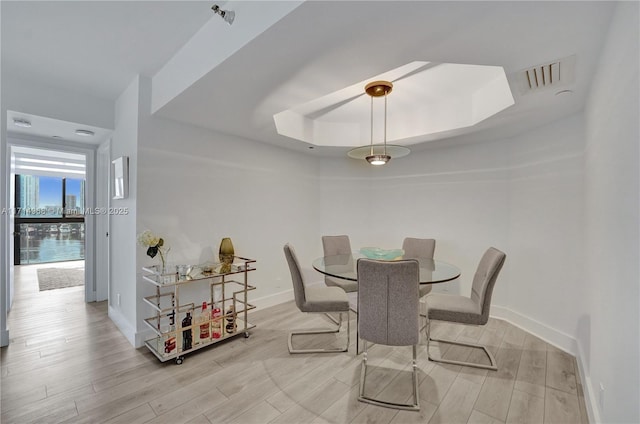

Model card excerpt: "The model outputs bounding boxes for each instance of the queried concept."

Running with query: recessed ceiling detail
[274,61,514,148]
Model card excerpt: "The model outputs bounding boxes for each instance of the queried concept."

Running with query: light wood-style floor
[1,264,589,424]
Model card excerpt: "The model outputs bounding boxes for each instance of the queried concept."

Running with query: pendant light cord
[370,95,374,156]
[384,92,388,156]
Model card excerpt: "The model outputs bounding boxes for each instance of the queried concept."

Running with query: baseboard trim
[251,288,294,310]
[135,328,155,349]
[0,328,9,347]
[108,305,136,347]
[491,306,577,354]
[491,306,600,423]
[575,342,601,424]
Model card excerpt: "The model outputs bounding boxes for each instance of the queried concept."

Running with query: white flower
[137,229,168,267]
[137,230,161,248]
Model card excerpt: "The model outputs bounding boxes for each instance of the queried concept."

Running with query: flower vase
[158,248,169,274]
[219,237,234,274]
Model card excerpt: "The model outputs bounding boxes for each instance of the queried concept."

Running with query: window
[14,175,86,265]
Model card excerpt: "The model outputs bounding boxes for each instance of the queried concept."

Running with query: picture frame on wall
[112,156,129,200]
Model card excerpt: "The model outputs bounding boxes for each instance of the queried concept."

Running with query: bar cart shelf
[142,256,256,364]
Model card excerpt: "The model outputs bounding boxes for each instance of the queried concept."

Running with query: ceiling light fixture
[347,80,410,165]
[365,81,392,165]
[75,129,95,137]
[13,118,32,128]
[211,4,235,25]
[364,81,402,166]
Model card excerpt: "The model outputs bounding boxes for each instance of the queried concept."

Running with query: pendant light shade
[366,154,390,165]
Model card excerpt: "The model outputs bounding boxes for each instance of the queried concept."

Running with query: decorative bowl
[359,247,405,260]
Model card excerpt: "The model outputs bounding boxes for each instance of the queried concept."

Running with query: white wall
[134,77,320,345]
[583,2,639,422]
[506,114,585,348]
[318,143,512,298]
[107,76,140,345]
[318,115,585,336]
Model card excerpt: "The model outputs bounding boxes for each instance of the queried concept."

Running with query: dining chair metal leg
[326,303,358,326]
[358,341,420,410]
[359,340,369,393]
[356,307,360,355]
[425,320,497,371]
[288,311,350,354]
[329,307,359,355]
[328,310,360,355]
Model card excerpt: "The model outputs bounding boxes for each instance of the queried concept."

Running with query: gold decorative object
[219,237,235,274]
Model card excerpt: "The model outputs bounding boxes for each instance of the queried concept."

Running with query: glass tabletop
[312,253,461,284]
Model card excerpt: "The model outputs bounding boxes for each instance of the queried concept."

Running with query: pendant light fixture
[365,80,393,166]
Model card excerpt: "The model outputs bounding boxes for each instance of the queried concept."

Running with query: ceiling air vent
[518,55,575,94]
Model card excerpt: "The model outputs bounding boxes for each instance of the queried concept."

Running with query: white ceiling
[2,1,617,156]
[2,0,212,100]
[7,110,112,145]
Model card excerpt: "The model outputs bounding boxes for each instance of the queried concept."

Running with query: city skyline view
[19,175,85,216]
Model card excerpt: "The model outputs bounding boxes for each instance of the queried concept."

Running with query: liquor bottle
[211,303,222,339]
[164,336,176,356]
[182,312,193,351]
[198,301,210,343]
[225,305,237,334]
[164,310,177,356]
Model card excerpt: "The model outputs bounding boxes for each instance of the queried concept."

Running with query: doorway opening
[3,112,109,348]
[12,147,87,293]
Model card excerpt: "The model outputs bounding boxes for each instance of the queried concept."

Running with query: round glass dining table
[312,253,461,285]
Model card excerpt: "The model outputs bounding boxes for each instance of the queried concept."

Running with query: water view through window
[19,223,85,264]
[15,175,86,265]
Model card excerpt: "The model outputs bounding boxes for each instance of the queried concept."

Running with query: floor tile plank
[546,350,578,395]
[428,376,481,424]
[545,387,582,423]
[506,389,544,424]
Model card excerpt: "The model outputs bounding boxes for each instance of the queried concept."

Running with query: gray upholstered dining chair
[322,235,358,293]
[283,243,350,354]
[402,237,436,298]
[357,258,421,411]
[424,247,506,370]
